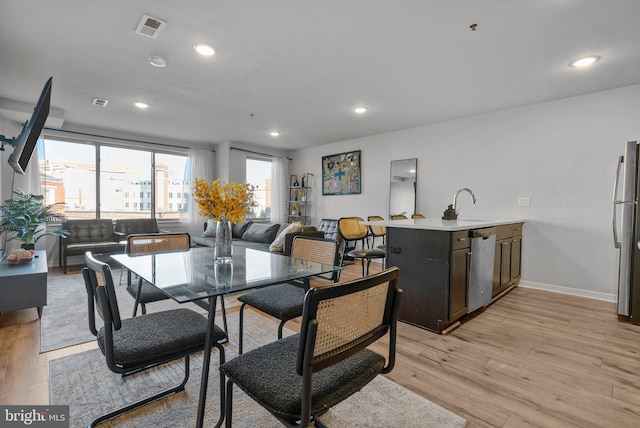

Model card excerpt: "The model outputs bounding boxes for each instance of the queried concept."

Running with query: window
[100,146,152,220]
[155,153,189,220]
[39,138,189,221]
[246,158,272,220]
[39,140,97,218]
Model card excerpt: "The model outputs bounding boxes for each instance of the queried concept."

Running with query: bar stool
[338,217,385,276]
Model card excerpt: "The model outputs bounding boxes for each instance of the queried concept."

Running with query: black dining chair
[236,236,341,354]
[220,267,402,428]
[338,217,385,276]
[125,232,191,316]
[81,251,227,427]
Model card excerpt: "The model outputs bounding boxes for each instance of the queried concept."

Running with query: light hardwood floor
[2,262,640,427]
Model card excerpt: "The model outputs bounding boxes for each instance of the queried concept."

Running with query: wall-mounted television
[1,77,52,175]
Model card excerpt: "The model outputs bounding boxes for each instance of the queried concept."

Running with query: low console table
[0,250,48,318]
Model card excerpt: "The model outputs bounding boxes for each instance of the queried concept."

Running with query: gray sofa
[192,220,323,256]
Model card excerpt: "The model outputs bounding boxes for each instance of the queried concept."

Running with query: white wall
[291,84,640,299]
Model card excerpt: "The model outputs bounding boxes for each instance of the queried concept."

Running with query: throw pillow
[202,219,217,237]
[242,223,281,243]
[232,221,253,238]
[269,222,303,252]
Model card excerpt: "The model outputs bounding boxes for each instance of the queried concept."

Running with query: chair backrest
[82,251,122,334]
[296,267,401,375]
[291,235,340,270]
[127,233,191,255]
[412,214,425,219]
[367,215,386,237]
[63,219,114,244]
[391,215,408,220]
[337,217,367,241]
[316,219,341,242]
[115,218,160,235]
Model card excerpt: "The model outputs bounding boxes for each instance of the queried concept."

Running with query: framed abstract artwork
[322,150,361,195]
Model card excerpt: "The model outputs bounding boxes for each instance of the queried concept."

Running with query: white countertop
[360,217,525,231]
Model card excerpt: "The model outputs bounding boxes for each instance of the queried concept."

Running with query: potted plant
[0,188,67,250]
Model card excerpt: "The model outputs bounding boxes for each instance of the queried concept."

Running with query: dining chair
[367,215,387,269]
[338,217,385,276]
[220,267,402,428]
[236,236,340,354]
[367,215,386,250]
[126,233,191,316]
[391,215,408,220]
[81,251,227,428]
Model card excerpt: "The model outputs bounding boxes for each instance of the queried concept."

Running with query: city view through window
[39,139,189,220]
[246,158,272,220]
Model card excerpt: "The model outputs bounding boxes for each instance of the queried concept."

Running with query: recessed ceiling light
[354,106,368,114]
[148,56,167,68]
[193,42,216,56]
[569,55,601,68]
[134,102,149,109]
[269,131,280,137]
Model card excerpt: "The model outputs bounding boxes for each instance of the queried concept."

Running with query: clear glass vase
[215,216,233,263]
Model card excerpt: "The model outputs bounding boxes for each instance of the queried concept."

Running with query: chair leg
[225,379,234,428]
[361,258,366,276]
[132,278,144,317]
[277,319,288,340]
[89,355,191,427]
[238,303,246,355]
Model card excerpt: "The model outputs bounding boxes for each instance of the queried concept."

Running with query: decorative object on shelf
[292,174,300,187]
[322,150,361,195]
[0,188,67,250]
[194,178,256,262]
[301,172,306,188]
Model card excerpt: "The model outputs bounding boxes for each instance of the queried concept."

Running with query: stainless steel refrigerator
[613,140,640,322]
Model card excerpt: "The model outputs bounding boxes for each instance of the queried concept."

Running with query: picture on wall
[322,150,361,195]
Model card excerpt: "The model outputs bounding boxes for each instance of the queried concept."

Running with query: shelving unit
[287,174,312,225]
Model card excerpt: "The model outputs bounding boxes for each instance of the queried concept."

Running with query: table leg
[196,296,218,428]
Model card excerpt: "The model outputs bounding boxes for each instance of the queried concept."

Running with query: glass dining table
[111,245,341,428]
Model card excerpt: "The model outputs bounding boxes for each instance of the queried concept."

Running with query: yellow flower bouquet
[193,178,256,224]
[194,178,257,262]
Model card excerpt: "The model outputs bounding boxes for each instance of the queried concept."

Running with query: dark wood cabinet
[387,228,471,333]
[387,221,523,334]
[492,223,523,297]
[449,246,471,321]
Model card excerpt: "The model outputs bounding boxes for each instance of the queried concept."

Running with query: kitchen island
[363,218,524,334]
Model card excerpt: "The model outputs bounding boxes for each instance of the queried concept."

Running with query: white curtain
[186,147,215,237]
[271,156,289,224]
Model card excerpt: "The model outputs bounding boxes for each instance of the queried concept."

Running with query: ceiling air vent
[135,14,166,39]
[92,98,109,107]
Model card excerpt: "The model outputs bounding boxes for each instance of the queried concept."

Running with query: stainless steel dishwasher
[468,227,497,313]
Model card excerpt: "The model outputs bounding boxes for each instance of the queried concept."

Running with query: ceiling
[1,1,640,150]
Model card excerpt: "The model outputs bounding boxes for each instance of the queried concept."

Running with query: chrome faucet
[453,188,476,216]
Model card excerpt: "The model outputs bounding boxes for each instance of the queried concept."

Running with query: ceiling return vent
[134,14,166,39]
[92,98,109,107]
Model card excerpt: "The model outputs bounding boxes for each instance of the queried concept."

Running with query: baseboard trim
[519,280,616,303]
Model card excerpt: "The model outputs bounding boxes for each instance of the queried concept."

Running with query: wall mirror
[389,158,417,218]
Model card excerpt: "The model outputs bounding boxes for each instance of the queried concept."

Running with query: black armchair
[221,267,402,427]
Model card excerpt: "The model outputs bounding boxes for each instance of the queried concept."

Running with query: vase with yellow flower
[194,178,256,262]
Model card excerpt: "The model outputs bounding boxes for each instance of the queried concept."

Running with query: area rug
[41,269,238,353]
[49,311,468,428]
